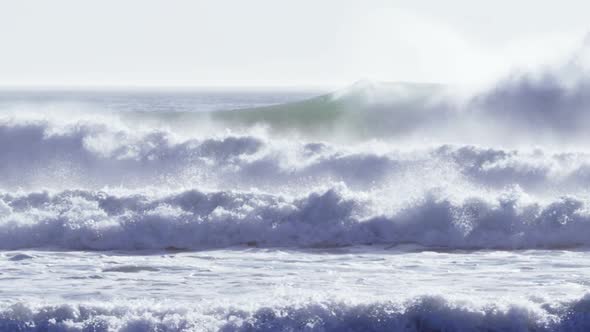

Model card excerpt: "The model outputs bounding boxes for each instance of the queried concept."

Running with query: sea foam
[2,294,590,332]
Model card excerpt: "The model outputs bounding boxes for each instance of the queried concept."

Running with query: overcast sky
[1,0,588,87]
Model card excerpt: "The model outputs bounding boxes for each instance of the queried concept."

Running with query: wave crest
[2,187,590,250]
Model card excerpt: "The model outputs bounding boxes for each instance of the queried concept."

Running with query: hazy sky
[1,0,588,87]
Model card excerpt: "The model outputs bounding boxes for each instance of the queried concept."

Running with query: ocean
[1,80,590,331]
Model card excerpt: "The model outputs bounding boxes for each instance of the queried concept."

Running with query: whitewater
[3,45,590,331]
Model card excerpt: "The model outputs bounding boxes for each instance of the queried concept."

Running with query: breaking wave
[2,186,590,250]
[3,36,590,252]
[2,39,590,332]
[182,37,590,145]
[1,294,590,332]
[3,102,590,251]
[4,118,590,193]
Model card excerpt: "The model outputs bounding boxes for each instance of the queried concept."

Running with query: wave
[117,72,590,145]
[147,37,590,144]
[202,81,454,141]
[4,117,590,193]
[2,186,590,250]
[4,38,590,148]
[2,116,590,252]
[3,37,590,254]
[0,119,264,190]
[1,294,589,331]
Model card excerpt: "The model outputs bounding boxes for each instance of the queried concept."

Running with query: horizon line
[0,79,450,92]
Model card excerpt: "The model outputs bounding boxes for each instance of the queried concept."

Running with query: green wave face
[113,82,450,141]
[210,82,448,139]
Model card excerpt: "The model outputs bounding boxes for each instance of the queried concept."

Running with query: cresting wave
[1,295,590,332]
[3,38,590,252]
[187,37,590,144]
[4,118,590,193]
[2,111,590,250]
[1,186,590,250]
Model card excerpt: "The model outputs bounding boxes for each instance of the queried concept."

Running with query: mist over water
[3,41,590,331]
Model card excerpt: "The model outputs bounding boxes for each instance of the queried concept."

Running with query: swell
[1,294,589,331]
[1,186,590,250]
[202,39,590,143]
[206,81,451,140]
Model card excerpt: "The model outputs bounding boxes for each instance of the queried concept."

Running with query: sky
[0,0,589,87]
